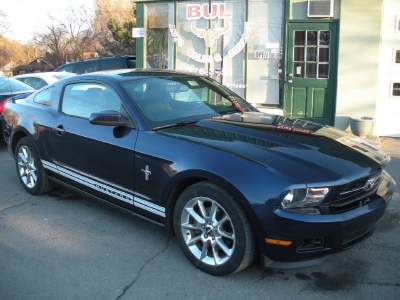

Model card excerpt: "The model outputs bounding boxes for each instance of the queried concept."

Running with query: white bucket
[350,116,374,138]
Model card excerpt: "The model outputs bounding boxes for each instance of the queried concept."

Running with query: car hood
[159,112,390,185]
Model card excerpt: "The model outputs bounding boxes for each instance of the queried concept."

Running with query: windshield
[121,76,257,130]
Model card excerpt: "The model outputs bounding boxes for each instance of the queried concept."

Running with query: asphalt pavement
[0,138,399,300]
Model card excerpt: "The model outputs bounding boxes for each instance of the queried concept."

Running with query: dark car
[0,76,35,139]
[54,55,137,74]
[1,70,395,276]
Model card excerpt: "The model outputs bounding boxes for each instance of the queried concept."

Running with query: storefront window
[174,1,247,97]
[145,3,174,68]
[247,0,284,106]
[175,1,208,73]
[143,0,284,106]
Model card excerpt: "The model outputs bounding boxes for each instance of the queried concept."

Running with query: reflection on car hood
[159,112,390,184]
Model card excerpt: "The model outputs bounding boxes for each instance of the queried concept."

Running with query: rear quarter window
[33,87,54,106]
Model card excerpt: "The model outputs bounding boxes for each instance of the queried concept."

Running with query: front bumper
[262,254,330,269]
[258,171,395,269]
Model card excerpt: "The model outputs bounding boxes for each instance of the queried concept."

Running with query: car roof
[74,69,201,83]
[14,72,76,78]
[74,55,136,62]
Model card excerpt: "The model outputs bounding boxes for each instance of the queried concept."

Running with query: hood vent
[308,0,334,18]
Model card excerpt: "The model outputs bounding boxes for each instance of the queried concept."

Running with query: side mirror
[89,110,129,127]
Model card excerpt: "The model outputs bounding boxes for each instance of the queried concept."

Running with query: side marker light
[265,238,292,246]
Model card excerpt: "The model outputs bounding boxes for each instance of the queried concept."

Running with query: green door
[284,23,337,125]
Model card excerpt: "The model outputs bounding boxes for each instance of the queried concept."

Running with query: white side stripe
[41,159,166,218]
[42,160,133,204]
[134,197,165,217]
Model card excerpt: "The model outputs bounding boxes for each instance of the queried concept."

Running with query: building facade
[133,0,400,137]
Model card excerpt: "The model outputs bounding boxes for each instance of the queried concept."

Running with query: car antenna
[6,77,16,103]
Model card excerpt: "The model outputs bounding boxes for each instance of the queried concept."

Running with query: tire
[15,137,54,195]
[173,181,257,276]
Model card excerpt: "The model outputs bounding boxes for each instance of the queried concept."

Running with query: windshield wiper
[152,120,198,131]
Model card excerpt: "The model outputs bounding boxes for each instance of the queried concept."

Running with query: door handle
[52,125,65,135]
[288,80,293,84]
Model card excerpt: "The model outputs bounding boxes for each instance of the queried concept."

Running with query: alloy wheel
[180,196,236,266]
[17,145,37,188]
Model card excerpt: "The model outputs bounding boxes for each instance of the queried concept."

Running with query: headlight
[281,187,329,209]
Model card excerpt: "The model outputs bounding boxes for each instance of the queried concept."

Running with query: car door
[49,81,137,208]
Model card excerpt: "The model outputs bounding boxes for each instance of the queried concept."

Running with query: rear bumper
[258,171,395,269]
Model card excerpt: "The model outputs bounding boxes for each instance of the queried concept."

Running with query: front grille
[342,224,374,246]
[330,171,382,213]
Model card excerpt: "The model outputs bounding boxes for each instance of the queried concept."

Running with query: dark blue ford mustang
[1,70,395,276]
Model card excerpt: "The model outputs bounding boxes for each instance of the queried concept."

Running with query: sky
[1,0,95,43]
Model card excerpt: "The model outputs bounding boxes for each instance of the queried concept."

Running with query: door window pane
[294,31,305,45]
[294,47,304,61]
[318,64,329,79]
[307,31,317,46]
[319,31,330,46]
[306,48,317,62]
[293,63,304,77]
[306,63,317,78]
[292,30,331,79]
[319,48,329,62]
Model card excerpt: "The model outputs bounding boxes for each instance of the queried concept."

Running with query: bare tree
[33,5,96,67]
[58,6,96,61]
[19,0,136,69]
[0,9,10,36]
[33,24,70,67]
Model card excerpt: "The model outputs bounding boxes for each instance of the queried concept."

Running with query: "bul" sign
[187,3,232,20]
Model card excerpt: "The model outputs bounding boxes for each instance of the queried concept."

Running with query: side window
[56,65,75,72]
[61,83,121,118]
[33,87,53,105]
[126,59,136,68]
[101,59,123,71]
[24,78,47,90]
[75,61,99,74]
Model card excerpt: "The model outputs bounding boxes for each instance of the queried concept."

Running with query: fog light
[297,237,324,251]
